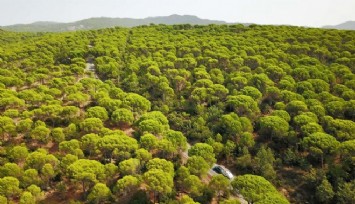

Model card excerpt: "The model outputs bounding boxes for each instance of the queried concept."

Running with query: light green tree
[87,183,111,204]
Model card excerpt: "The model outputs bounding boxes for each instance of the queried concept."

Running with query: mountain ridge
[1,15,354,32]
[323,21,355,30]
[1,15,229,32]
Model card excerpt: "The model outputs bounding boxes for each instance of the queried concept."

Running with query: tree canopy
[0,23,354,203]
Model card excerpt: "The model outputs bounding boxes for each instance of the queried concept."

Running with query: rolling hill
[323,21,355,30]
[1,15,229,32]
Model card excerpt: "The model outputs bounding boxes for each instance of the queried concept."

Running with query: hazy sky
[1,0,355,27]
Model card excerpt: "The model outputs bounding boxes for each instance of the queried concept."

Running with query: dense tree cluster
[0,24,354,203]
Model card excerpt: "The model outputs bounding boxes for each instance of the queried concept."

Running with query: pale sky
[1,0,354,27]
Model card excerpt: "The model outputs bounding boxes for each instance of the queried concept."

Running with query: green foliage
[119,158,140,175]
[254,147,276,180]
[59,139,81,155]
[181,175,204,197]
[97,133,138,160]
[336,181,355,204]
[219,113,242,139]
[302,133,340,154]
[19,191,35,204]
[0,195,7,204]
[324,118,355,141]
[187,156,210,177]
[67,159,106,193]
[0,116,16,140]
[22,169,42,187]
[257,116,289,140]
[87,183,112,204]
[86,106,109,121]
[137,111,169,134]
[209,175,230,198]
[188,143,216,165]
[180,195,200,204]
[285,100,308,116]
[143,169,174,195]
[114,175,140,196]
[140,133,158,151]
[111,108,134,124]
[231,174,289,204]
[146,158,174,177]
[80,118,104,133]
[138,119,164,135]
[226,95,260,118]
[302,132,340,167]
[239,132,255,148]
[0,176,21,199]
[270,110,291,122]
[220,198,240,204]
[0,24,354,204]
[26,184,43,202]
[123,93,151,115]
[51,127,65,143]
[8,145,29,162]
[30,125,51,144]
[316,178,335,203]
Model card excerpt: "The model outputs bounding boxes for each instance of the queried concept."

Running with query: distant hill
[323,21,355,30]
[1,15,229,32]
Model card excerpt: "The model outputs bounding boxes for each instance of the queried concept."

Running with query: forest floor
[41,186,82,204]
[277,166,309,203]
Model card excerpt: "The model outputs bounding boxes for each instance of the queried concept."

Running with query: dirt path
[181,143,191,164]
[123,127,134,137]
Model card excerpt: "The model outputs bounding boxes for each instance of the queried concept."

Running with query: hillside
[1,15,228,32]
[0,25,354,204]
[323,21,355,30]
